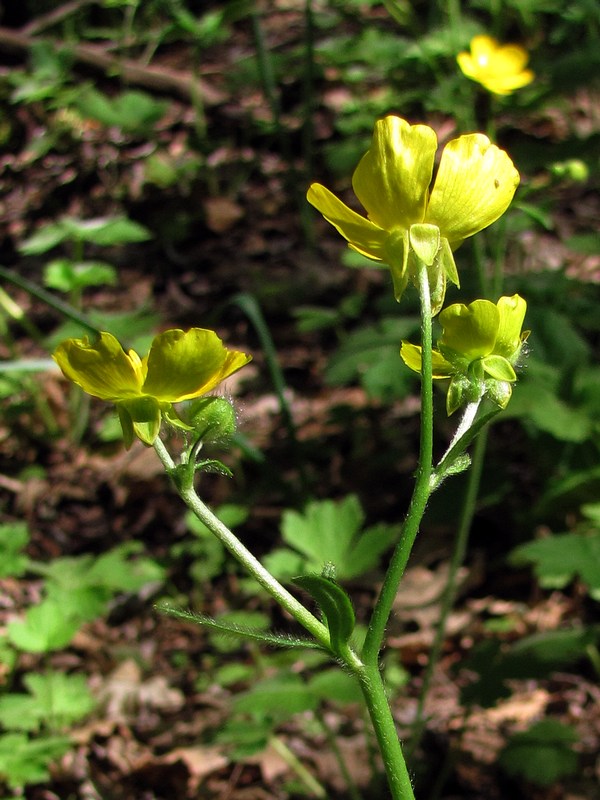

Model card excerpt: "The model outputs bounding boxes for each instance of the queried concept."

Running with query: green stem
[362,260,434,666]
[152,437,334,652]
[356,665,415,800]
[407,429,488,762]
[269,735,327,798]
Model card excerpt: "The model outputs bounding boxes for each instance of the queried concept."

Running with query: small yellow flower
[307,116,519,314]
[401,295,528,414]
[53,328,251,446]
[457,35,534,96]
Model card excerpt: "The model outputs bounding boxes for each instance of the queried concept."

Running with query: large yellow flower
[457,35,534,96]
[53,328,251,446]
[307,116,519,313]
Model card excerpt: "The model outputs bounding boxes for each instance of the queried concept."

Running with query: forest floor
[0,3,599,799]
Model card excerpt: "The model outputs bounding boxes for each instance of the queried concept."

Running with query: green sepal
[156,604,324,650]
[293,574,356,655]
[384,229,410,303]
[117,396,161,446]
[428,260,446,317]
[163,404,195,432]
[194,459,234,478]
[409,223,440,266]
[117,404,135,449]
[482,354,517,382]
[446,375,470,416]
[486,379,513,409]
[439,237,459,287]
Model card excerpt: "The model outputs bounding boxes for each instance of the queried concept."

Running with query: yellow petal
[426,134,519,246]
[470,35,500,62]
[53,332,143,401]
[307,184,388,260]
[400,342,454,378]
[438,299,499,360]
[352,116,437,231]
[489,43,530,76]
[494,294,527,358]
[480,70,535,95]
[142,328,251,403]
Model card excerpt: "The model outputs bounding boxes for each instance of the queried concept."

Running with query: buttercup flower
[307,116,519,314]
[401,294,528,414]
[457,35,534,96]
[53,328,251,446]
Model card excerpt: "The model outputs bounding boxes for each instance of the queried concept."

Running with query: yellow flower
[457,35,534,96]
[401,295,528,414]
[307,116,519,314]
[53,328,251,446]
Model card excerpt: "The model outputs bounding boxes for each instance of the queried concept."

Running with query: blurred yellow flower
[307,115,519,313]
[457,35,534,96]
[53,328,251,446]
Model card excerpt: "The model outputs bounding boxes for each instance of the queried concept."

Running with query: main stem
[407,429,488,761]
[356,665,416,800]
[362,261,434,667]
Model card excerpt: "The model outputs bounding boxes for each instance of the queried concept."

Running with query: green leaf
[0,522,29,578]
[0,733,72,789]
[35,543,165,621]
[325,317,419,401]
[58,215,152,246]
[233,675,319,720]
[279,495,398,581]
[18,223,69,255]
[0,672,95,733]
[294,575,355,653]
[20,215,151,254]
[0,694,39,732]
[459,628,600,707]
[499,720,579,786]
[23,672,95,729]
[7,601,81,653]
[510,531,600,599]
[157,605,322,650]
[43,259,117,292]
[501,374,592,443]
[308,669,362,704]
[75,88,168,134]
[262,548,306,581]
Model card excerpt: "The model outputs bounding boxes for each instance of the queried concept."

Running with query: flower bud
[185,396,237,443]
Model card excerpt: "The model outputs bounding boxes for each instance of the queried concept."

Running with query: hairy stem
[152,437,336,654]
[362,260,434,666]
[407,429,488,761]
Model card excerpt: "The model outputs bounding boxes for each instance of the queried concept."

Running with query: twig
[0,25,225,105]
[21,0,96,36]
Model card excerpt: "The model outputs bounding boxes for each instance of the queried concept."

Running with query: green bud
[550,159,589,183]
[185,396,237,443]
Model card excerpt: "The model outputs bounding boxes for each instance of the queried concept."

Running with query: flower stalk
[152,436,336,654]
[362,259,434,667]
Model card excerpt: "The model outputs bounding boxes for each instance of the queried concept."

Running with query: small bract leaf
[294,574,356,654]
